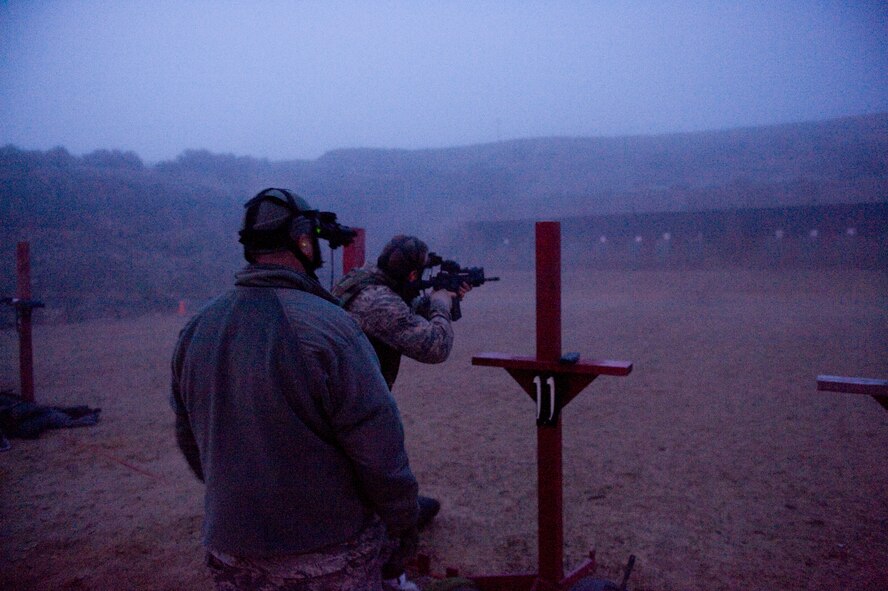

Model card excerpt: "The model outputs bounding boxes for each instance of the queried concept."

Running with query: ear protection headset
[239,188,321,269]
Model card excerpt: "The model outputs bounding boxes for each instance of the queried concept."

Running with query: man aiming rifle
[409,252,498,321]
[333,235,496,577]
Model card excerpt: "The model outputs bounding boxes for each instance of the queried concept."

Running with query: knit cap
[377,235,429,281]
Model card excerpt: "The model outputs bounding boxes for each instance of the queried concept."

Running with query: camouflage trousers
[206,518,397,591]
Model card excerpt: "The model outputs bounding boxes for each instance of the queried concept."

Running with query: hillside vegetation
[1,113,886,322]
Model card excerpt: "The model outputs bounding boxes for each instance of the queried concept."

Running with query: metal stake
[16,242,38,402]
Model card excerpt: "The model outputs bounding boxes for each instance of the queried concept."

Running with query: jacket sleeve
[170,336,205,482]
[174,412,205,482]
[352,285,454,364]
[323,327,419,536]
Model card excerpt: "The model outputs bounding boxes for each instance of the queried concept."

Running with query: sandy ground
[1,268,886,591]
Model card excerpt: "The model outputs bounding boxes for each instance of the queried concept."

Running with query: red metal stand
[17,242,35,402]
[7,242,43,403]
[342,227,366,275]
[466,222,632,591]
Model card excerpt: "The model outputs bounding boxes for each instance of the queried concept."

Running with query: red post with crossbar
[17,242,36,403]
[467,221,633,591]
[536,221,564,586]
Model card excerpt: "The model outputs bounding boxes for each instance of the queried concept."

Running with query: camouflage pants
[206,518,396,591]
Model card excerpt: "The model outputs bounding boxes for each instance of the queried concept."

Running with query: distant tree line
[1,112,886,322]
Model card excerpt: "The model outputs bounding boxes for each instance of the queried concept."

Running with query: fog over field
[1,5,887,591]
[2,112,887,323]
[2,3,886,302]
[2,2,886,162]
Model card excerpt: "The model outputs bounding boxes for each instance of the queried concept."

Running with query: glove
[429,289,456,311]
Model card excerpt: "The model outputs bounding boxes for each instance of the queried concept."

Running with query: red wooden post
[536,221,564,586]
[16,241,36,403]
[342,227,366,275]
[469,221,632,591]
[536,222,562,361]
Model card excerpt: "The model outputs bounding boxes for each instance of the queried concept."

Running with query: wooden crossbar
[817,375,888,411]
[817,375,888,396]
[473,353,632,376]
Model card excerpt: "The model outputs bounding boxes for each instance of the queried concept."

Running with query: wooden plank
[817,375,888,397]
[473,352,633,376]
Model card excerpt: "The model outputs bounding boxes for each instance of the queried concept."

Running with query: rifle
[411,253,499,320]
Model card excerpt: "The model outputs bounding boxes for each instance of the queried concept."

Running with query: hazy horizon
[2,2,887,163]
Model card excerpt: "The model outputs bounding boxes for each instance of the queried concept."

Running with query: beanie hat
[377,235,429,281]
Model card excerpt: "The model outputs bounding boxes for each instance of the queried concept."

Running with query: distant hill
[1,113,886,321]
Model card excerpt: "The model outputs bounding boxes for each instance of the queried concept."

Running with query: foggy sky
[1,1,887,163]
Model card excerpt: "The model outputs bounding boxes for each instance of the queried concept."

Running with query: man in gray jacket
[171,188,420,591]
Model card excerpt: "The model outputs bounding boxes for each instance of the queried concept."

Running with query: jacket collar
[234,264,340,305]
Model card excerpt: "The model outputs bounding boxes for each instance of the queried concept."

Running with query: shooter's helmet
[238,188,321,270]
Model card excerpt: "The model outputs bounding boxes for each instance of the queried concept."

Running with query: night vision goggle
[240,188,357,250]
[312,210,357,249]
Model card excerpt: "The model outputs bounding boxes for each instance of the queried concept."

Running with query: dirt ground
[1,268,886,591]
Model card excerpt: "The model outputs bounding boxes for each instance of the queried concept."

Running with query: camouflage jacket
[333,265,453,389]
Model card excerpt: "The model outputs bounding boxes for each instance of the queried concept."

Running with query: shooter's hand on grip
[413,255,496,321]
[430,287,461,321]
[431,280,471,320]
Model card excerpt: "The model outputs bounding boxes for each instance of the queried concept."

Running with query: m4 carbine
[413,255,499,320]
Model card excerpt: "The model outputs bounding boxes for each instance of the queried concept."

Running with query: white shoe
[382,573,420,591]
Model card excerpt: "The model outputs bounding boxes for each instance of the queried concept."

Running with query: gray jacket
[171,264,418,557]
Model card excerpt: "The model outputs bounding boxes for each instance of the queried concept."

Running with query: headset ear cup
[296,234,314,261]
[288,216,318,265]
[288,216,313,242]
